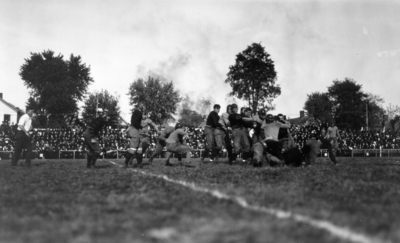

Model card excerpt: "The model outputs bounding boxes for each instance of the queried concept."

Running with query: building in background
[0,93,24,124]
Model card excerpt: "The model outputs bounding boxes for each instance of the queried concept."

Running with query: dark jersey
[130,109,142,130]
[278,120,289,139]
[229,113,245,129]
[88,116,107,136]
[252,114,265,137]
[241,114,253,129]
[206,111,222,128]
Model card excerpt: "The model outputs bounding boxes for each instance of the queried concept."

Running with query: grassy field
[1,157,400,243]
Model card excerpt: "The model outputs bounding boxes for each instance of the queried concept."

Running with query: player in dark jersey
[252,109,266,144]
[228,104,251,163]
[204,104,222,162]
[277,113,295,149]
[83,108,109,168]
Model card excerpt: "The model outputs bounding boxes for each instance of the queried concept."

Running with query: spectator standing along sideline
[327,121,341,153]
[11,109,36,166]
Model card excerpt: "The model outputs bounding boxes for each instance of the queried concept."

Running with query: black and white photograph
[1,0,400,242]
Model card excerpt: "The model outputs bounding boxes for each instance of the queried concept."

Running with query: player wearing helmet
[137,111,159,164]
[252,109,267,144]
[148,125,180,164]
[165,123,195,167]
[277,113,295,149]
[82,108,109,168]
[124,104,144,168]
[228,104,251,163]
[214,104,233,164]
[261,114,291,166]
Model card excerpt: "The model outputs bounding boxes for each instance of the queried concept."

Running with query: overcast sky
[1,0,400,122]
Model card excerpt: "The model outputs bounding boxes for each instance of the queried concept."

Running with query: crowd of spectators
[1,118,400,160]
[289,121,400,152]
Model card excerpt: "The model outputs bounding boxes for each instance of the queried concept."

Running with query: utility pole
[365,100,368,131]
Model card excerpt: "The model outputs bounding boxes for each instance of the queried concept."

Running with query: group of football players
[83,103,338,169]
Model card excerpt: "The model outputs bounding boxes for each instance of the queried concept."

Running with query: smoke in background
[136,51,220,120]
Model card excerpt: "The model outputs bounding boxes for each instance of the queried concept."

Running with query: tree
[127,76,182,124]
[386,104,400,120]
[225,43,281,112]
[26,97,41,112]
[81,90,121,127]
[303,92,333,123]
[364,93,385,130]
[327,78,366,130]
[20,50,93,115]
[197,97,211,116]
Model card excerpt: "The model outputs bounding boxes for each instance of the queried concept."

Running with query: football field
[1,157,399,243]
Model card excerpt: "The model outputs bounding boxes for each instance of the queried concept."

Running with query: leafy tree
[178,108,204,127]
[225,43,281,112]
[303,92,333,123]
[327,78,366,130]
[81,90,121,127]
[26,97,41,112]
[390,115,400,131]
[386,104,400,120]
[127,76,182,124]
[364,93,385,130]
[20,50,93,115]
[197,97,211,116]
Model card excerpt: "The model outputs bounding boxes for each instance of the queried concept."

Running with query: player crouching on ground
[260,114,291,166]
[148,125,181,164]
[83,108,110,169]
[164,123,195,167]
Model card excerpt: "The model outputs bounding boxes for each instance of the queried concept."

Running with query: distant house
[288,110,311,125]
[0,93,24,125]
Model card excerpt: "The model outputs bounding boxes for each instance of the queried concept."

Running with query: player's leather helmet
[231,104,238,109]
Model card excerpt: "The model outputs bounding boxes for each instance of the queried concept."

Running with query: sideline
[107,160,389,243]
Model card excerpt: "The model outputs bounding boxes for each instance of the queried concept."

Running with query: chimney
[0,93,2,99]
[300,110,305,118]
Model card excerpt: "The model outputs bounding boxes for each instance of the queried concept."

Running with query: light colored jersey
[261,121,290,141]
[17,113,32,132]
[159,126,175,141]
[166,129,187,144]
[327,126,339,138]
[140,118,158,136]
[218,112,230,130]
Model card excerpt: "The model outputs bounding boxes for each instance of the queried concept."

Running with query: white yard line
[107,160,389,243]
